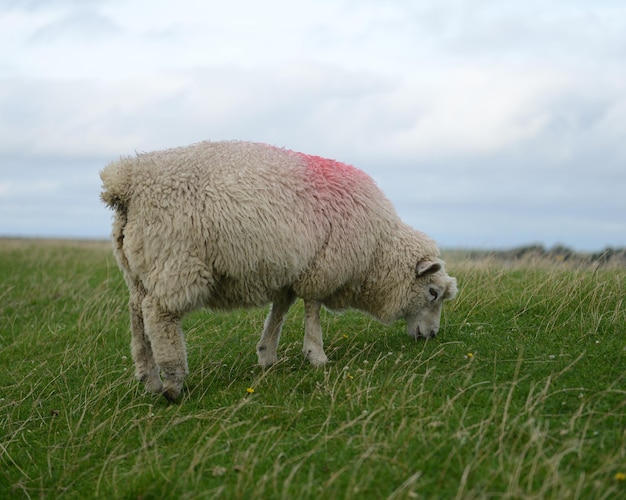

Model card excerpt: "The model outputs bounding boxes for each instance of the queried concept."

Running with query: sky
[1,0,625,251]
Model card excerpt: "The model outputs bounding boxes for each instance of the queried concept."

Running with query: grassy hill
[1,239,625,498]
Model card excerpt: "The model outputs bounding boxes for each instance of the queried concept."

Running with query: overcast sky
[1,0,625,250]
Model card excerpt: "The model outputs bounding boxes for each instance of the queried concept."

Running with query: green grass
[1,239,625,499]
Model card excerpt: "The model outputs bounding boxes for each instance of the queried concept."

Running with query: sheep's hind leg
[128,283,162,394]
[142,295,188,402]
[257,289,297,367]
[302,300,329,366]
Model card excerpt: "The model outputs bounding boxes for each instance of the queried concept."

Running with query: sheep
[100,140,457,401]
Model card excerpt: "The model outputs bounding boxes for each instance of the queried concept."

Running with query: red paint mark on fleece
[295,152,370,187]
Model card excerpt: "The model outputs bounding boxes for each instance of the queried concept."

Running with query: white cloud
[0,61,584,162]
[0,179,60,199]
[28,7,120,44]
[373,67,565,161]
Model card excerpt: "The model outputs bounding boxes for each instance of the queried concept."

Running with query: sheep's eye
[429,288,439,300]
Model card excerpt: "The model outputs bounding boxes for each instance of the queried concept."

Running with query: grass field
[1,239,625,499]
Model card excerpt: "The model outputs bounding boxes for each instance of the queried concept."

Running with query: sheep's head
[404,259,457,339]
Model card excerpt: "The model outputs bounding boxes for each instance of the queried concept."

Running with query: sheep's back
[122,141,398,307]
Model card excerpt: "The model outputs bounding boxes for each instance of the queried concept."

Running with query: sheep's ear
[416,259,442,277]
[444,277,458,300]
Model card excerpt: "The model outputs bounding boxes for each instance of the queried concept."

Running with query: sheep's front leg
[128,283,162,395]
[257,289,297,367]
[302,300,329,366]
[142,295,188,402]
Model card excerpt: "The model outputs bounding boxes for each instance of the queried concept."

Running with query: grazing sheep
[101,141,457,401]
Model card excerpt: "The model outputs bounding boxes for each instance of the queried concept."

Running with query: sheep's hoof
[162,383,182,403]
[256,343,279,368]
[139,374,163,395]
[310,357,329,367]
[258,359,278,369]
[257,352,278,368]
[304,349,329,367]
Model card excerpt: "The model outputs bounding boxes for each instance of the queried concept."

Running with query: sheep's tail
[100,157,134,212]
[100,157,134,273]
